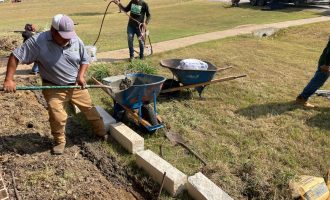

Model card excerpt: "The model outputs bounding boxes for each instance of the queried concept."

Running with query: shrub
[87,63,111,81]
[126,59,157,75]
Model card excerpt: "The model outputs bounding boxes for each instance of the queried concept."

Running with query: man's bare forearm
[78,64,88,78]
[5,53,18,81]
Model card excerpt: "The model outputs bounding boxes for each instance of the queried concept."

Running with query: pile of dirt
[0,65,159,199]
[0,35,21,54]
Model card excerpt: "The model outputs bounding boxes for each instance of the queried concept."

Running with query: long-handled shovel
[0,85,113,91]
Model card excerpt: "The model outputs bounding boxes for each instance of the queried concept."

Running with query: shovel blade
[165,131,185,145]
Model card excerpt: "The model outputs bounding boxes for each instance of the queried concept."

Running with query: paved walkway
[97,16,330,62]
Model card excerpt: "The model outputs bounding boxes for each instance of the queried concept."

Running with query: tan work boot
[295,96,315,108]
[90,118,107,139]
[52,132,66,155]
[52,142,66,155]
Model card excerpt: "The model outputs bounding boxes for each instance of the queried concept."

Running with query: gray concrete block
[95,106,116,132]
[188,172,233,200]
[136,150,187,197]
[109,122,144,154]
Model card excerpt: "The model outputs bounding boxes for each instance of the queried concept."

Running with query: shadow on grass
[69,12,105,17]
[235,101,330,119]
[158,90,195,103]
[226,2,330,16]
[15,68,32,75]
[236,100,330,129]
[97,57,129,63]
[306,109,330,130]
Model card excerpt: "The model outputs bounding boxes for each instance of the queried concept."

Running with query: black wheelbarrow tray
[160,59,247,97]
[92,73,166,132]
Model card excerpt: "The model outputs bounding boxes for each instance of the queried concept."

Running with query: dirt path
[97,16,330,61]
[0,60,159,199]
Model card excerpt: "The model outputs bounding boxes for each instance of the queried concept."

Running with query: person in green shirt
[114,0,151,61]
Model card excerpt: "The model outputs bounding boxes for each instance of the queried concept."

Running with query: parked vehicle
[250,0,330,7]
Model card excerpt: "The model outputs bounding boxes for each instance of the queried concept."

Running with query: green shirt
[318,39,330,67]
[121,0,151,27]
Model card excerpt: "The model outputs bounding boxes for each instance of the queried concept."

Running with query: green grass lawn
[0,0,327,53]
[88,21,330,199]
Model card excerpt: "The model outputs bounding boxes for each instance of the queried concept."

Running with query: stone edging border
[95,105,233,199]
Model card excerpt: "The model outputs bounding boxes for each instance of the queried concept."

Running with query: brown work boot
[90,119,107,138]
[52,132,66,155]
[295,96,315,108]
[52,142,66,155]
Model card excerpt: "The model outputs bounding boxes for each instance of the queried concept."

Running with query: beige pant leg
[71,89,106,136]
[42,89,68,144]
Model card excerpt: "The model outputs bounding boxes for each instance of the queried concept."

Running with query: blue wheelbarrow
[92,73,166,132]
[160,59,247,97]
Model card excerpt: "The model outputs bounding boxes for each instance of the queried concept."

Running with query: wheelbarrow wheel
[141,104,158,126]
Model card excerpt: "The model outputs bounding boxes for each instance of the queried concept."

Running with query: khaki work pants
[42,84,106,144]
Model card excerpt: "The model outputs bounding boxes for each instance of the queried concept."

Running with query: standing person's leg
[31,62,39,74]
[137,28,145,59]
[127,25,135,61]
[70,89,106,138]
[297,66,329,107]
[42,89,68,154]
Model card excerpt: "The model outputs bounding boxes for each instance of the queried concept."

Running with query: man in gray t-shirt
[3,14,107,155]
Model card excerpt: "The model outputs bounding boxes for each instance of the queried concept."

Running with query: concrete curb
[109,122,144,154]
[188,172,233,200]
[95,106,116,132]
[136,150,187,197]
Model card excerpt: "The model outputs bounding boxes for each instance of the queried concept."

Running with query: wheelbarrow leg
[153,91,158,115]
[113,101,125,121]
[195,86,205,98]
[137,94,143,121]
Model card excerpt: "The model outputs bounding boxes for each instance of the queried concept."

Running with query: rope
[93,0,115,46]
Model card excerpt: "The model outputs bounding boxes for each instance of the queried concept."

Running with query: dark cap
[51,14,77,39]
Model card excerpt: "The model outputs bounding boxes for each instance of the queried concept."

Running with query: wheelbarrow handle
[0,85,112,91]
[161,74,247,93]
[216,66,232,72]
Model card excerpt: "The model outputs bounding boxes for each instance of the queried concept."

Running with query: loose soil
[0,57,159,200]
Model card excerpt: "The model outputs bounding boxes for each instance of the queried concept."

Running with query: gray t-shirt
[13,31,89,85]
